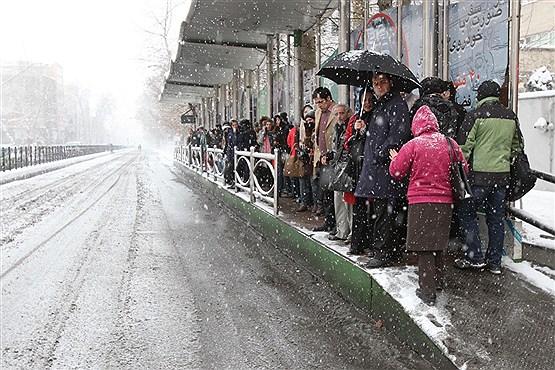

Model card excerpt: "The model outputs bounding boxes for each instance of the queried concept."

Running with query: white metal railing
[206,147,225,183]
[174,145,280,215]
[234,147,280,215]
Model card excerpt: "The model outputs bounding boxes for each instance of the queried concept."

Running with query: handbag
[446,137,472,201]
[283,154,305,177]
[506,126,536,201]
[329,146,355,192]
[330,158,355,192]
[347,131,366,183]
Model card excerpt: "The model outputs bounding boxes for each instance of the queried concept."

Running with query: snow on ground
[2,151,554,369]
[515,189,555,250]
[182,159,555,369]
[0,151,113,185]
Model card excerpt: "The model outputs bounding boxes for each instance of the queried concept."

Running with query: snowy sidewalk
[3,152,554,369]
[272,194,555,370]
[181,155,555,370]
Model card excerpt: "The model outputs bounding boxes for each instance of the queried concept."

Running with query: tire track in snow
[1,155,137,279]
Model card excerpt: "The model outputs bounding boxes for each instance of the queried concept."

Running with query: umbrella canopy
[317,50,420,92]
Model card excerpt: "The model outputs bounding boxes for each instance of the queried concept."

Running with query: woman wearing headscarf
[389,105,467,306]
[344,87,374,253]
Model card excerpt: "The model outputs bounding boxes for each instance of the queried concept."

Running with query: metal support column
[245,70,253,123]
[207,97,213,128]
[214,86,220,123]
[422,0,435,77]
[200,98,206,128]
[441,0,450,80]
[293,29,303,124]
[339,0,351,105]
[315,16,322,88]
[256,67,261,120]
[396,0,403,61]
[219,84,227,122]
[232,69,239,119]
[363,0,369,50]
[205,98,210,129]
[509,0,521,113]
[267,34,274,118]
[286,34,291,117]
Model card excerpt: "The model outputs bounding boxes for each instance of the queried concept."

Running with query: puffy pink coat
[389,105,468,204]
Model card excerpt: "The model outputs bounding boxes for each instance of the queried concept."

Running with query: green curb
[175,162,457,369]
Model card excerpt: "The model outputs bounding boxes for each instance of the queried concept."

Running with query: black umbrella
[316,50,420,93]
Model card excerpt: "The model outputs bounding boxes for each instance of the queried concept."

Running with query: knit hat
[476,80,501,101]
[420,76,448,95]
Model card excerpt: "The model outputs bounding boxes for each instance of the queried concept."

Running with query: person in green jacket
[454,80,521,275]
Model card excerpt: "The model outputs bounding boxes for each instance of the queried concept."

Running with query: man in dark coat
[410,76,461,138]
[223,120,240,186]
[354,73,412,268]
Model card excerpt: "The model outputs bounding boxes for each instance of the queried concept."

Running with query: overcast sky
[0,0,190,100]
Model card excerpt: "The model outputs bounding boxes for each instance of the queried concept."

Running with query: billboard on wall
[352,0,509,109]
[352,6,425,81]
[448,0,509,109]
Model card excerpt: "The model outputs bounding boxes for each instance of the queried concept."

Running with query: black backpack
[412,95,460,138]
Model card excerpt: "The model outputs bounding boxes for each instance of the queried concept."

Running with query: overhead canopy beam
[167,61,234,86]
[163,0,338,106]
[159,82,215,105]
[175,42,266,70]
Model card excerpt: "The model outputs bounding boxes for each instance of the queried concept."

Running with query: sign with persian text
[448,0,509,109]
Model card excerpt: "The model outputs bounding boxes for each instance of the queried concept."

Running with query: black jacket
[410,94,460,138]
[354,91,411,199]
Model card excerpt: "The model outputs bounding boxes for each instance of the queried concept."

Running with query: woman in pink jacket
[389,105,467,306]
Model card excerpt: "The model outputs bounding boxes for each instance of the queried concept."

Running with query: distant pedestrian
[257,116,270,150]
[223,120,240,187]
[297,109,316,212]
[390,105,467,305]
[273,114,290,197]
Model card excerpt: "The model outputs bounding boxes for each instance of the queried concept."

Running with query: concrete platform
[176,162,555,370]
[276,194,555,369]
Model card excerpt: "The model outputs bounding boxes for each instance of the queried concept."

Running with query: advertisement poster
[448,0,509,108]
[352,5,424,81]
[352,0,510,109]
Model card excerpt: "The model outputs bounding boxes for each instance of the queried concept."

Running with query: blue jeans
[458,185,507,267]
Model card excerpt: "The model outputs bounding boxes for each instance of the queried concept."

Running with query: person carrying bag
[284,123,306,178]
[389,105,468,305]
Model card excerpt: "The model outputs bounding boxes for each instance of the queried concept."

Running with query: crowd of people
[187,76,523,306]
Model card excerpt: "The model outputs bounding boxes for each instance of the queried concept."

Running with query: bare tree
[136,0,190,145]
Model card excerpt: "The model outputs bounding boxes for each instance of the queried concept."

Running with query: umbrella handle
[359,86,367,118]
[357,82,369,135]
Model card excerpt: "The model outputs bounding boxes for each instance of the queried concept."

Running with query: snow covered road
[1,149,433,369]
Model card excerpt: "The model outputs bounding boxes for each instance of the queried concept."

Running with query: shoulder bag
[506,125,536,201]
[329,146,355,192]
[283,128,306,178]
[446,137,473,201]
